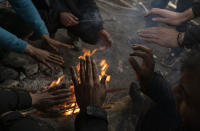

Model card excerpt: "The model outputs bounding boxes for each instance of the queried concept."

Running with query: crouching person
[129,44,200,131]
[32,0,113,50]
[0,86,72,131]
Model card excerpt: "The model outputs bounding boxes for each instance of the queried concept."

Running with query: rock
[1,53,29,69]
[0,65,19,82]
[24,64,39,76]
[0,80,19,89]
[19,72,26,80]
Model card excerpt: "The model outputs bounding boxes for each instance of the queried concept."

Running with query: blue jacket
[0,0,49,53]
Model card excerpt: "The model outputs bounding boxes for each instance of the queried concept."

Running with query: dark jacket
[183,0,200,48]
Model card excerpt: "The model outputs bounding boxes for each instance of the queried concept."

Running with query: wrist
[177,32,185,47]
[24,44,36,56]
[181,8,195,22]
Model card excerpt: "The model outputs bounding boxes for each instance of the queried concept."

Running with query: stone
[24,64,39,76]
[19,72,26,81]
[0,65,19,82]
[1,53,29,69]
[0,80,19,89]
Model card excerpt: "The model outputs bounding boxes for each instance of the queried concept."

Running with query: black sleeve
[0,90,32,115]
[192,0,200,17]
[50,0,71,13]
[143,73,178,118]
[75,111,108,131]
[182,25,200,48]
[0,111,43,131]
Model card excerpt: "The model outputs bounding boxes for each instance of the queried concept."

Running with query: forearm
[180,8,195,23]
[182,25,200,48]
[143,72,178,116]
[0,90,32,115]
[9,0,49,37]
[0,27,27,53]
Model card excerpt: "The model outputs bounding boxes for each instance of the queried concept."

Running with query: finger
[138,27,159,34]
[100,76,107,89]
[52,98,70,105]
[92,59,99,85]
[132,44,152,55]
[145,8,166,17]
[80,59,85,84]
[50,53,63,60]
[130,52,148,62]
[43,60,54,71]
[71,67,79,87]
[152,17,168,24]
[69,17,78,25]
[86,56,93,88]
[129,57,141,75]
[51,88,72,95]
[49,55,64,64]
[49,43,59,52]
[52,93,72,100]
[138,32,159,39]
[47,57,64,66]
[141,38,160,45]
[55,41,75,49]
[70,14,79,21]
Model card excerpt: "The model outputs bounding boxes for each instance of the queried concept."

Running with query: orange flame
[49,48,111,116]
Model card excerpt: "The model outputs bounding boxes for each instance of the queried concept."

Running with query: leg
[67,2,103,45]
[150,0,170,9]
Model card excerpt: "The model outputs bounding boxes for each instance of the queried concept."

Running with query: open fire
[49,48,111,116]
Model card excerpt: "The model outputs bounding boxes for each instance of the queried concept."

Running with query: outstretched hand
[43,35,74,52]
[30,84,73,114]
[71,56,107,110]
[129,44,155,89]
[138,27,183,48]
[99,30,113,48]
[146,8,190,26]
[25,44,64,70]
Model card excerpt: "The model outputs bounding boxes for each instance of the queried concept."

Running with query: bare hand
[71,56,107,109]
[99,30,113,48]
[25,44,64,70]
[129,44,155,89]
[43,35,74,51]
[60,12,79,27]
[138,27,182,48]
[146,8,188,26]
[30,85,72,114]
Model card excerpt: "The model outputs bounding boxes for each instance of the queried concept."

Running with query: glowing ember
[49,48,111,116]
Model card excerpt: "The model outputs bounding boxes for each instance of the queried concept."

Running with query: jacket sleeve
[0,90,32,115]
[192,0,200,17]
[0,27,27,53]
[50,0,71,13]
[183,25,200,48]
[143,73,179,118]
[8,0,49,37]
[75,110,108,131]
